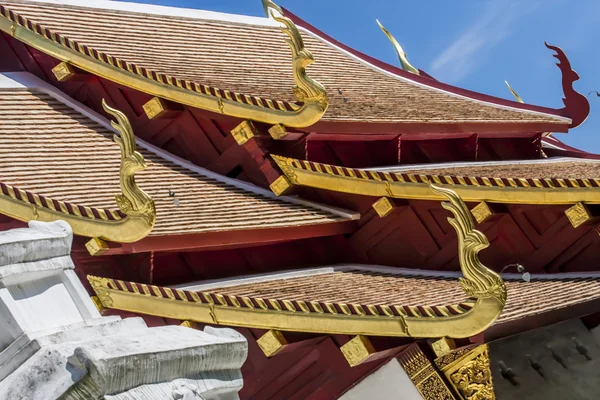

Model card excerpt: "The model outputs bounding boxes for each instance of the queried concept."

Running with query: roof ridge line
[7,0,279,27]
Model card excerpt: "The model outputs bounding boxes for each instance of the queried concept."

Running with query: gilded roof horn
[376,19,419,75]
[505,81,524,103]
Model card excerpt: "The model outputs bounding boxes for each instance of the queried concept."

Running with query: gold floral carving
[263,0,328,113]
[400,345,457,400]
[436,345,496,400]
[103,99,156,228]
[376,19,420,75]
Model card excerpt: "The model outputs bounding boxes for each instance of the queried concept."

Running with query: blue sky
[125,0,600,152]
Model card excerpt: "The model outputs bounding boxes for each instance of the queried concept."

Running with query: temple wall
[490,319,600,400]
[339,358,423,400]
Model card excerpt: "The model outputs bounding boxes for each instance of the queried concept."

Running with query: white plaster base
[0,221,248,399]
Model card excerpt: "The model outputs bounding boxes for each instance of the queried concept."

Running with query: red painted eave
[97,220,358,255]
[307,120,569,135]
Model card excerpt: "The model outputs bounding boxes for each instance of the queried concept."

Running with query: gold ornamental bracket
[88,185,506,340]
[271,155,600,205]
[0,3,327,128]
[376,19,420,75]
[0,100,155,243]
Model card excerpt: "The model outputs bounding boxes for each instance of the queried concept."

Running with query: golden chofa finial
[504,80,524,103]
[376,19,419,75]
[102,99,156,228]
[262,0,328,112]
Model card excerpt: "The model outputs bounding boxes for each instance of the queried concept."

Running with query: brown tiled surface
[385,162,600,180]
[0,88,346,235]
[1,1,567,125]
[207,270,600,324]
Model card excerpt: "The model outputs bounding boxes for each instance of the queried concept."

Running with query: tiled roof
[374,160,600,180]
[0,0,569,126]
[0,85,351,236]
[195,268,600,325]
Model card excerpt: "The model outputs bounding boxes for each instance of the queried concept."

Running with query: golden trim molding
[0,100,155,243]
[271,155,600,205]
[0,2,327,128]
[88,185,506,339]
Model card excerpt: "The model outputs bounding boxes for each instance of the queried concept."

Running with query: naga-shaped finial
[430,184,507,305]
[504,81,524,103]
[376,19,419,75]
[102,99,156,227]
[262,0,328,112]
[545,42,590,128]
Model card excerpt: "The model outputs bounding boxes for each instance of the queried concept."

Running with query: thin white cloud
[430,0,527,83]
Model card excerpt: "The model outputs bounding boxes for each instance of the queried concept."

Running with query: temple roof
[0,0,573,131]
[89,265,600,339]
[0,72,355,242]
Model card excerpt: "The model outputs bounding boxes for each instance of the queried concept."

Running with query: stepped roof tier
[0,0,586,134]
[272,155,600,204]
[0,72,356,251]
[89,266,600,341]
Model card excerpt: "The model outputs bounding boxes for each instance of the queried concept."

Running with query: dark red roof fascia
[99,220,357,255]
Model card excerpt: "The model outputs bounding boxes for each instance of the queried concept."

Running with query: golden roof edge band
[88,185,505,339]
[0,3,328,128]
[0,100,155,243]
[271,155,600,205]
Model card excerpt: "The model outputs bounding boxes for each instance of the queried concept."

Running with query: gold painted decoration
[257,330,288,357]
[372,197,395,217]
[85,237,109,256]
[340,335,376,367]
[470,202,494,224]
[52,61,76,82]
[231,120,258,145]
[0,4,326,128]
[263,0,328,112]
[103,100,156,229]
[376,19,420,75]
[565,202,593,228]
[435,345,496,400]
[271,155,600,205]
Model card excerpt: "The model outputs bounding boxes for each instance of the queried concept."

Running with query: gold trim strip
[272,155,600,204]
